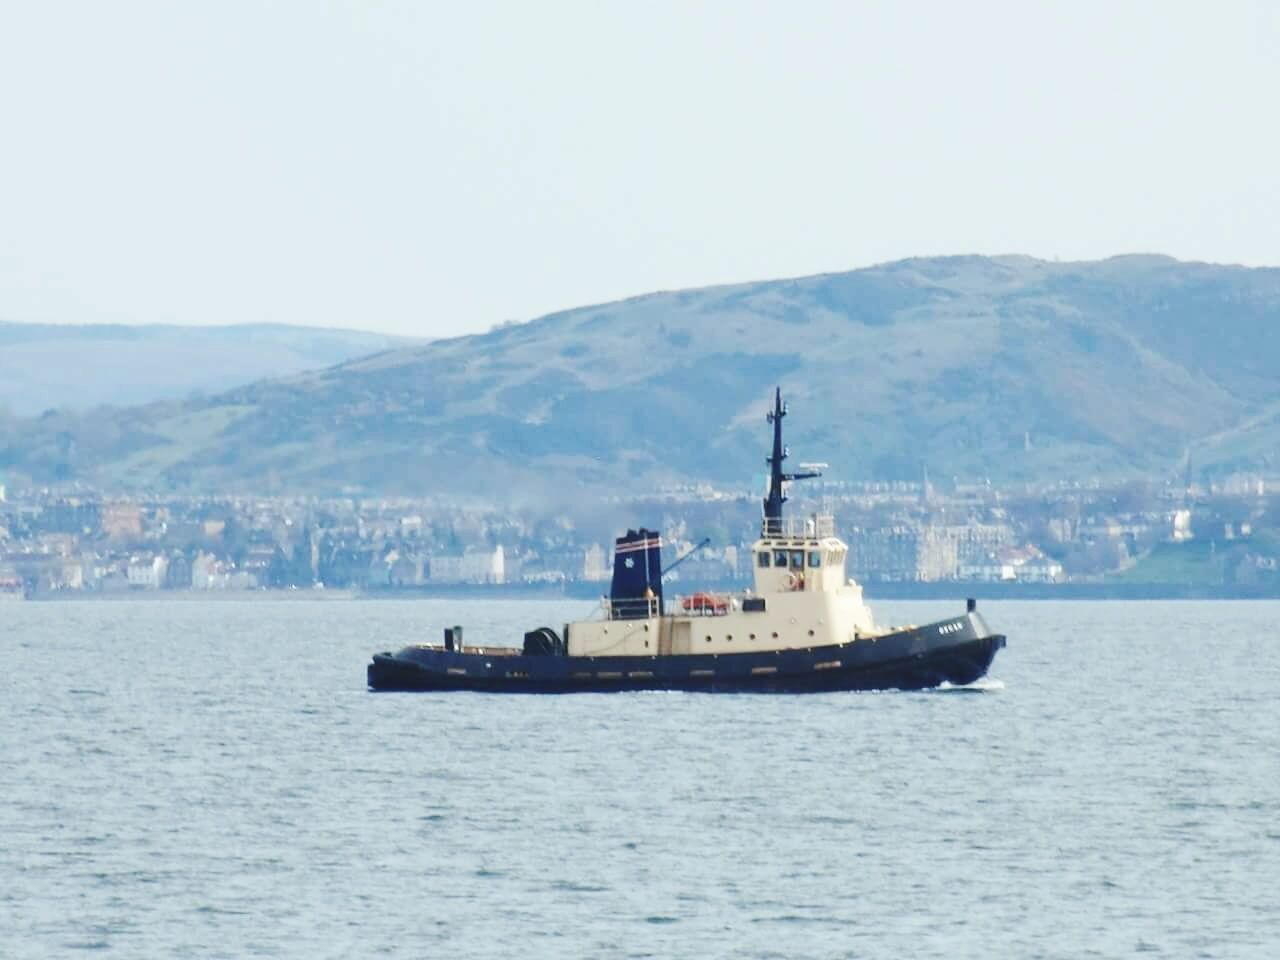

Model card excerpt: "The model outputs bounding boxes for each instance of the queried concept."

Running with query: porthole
[749,633,756,641]
[808,629,815,637]
[705,635,712,642]
[771,631,779,639]
[726,634,733,641]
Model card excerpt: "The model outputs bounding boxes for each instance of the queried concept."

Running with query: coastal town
[3,469,1278,599]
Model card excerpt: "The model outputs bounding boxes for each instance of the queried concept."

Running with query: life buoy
[786,572,805,591]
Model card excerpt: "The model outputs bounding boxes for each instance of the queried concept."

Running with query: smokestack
[610,528,663,619]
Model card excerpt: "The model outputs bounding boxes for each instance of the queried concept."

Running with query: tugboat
[367,389,1006,693]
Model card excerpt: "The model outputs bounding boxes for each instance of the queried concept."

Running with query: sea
[3,598,1278,959]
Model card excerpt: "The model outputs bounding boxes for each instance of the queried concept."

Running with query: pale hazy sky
[2,1,1277,338]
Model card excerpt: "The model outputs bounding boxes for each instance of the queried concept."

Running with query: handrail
[602,595,661,620]
[601,593,745,619]
[761,514,836,539]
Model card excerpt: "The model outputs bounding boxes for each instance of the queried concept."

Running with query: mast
[762,387,821,535]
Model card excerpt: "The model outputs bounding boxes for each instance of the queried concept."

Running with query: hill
[0,320,416,415]
[3,255,1279,498]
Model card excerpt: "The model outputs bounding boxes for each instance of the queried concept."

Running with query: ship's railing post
[764,514,835,539]
[604,595,662,620]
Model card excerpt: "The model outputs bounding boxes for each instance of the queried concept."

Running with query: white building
[127,555,169,589]
[958,546,1063,583]
[582,543,610,582]
[430,545,505,584]
[1172,509,1193,542]
[191,552,257,590]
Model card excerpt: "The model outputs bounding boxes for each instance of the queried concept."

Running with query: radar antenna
[763,387,821,535]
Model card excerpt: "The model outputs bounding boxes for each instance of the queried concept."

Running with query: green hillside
[1111,537,1280,590]
[3,255,1279,498]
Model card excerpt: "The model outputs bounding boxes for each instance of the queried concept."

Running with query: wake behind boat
[367,389,1005,693]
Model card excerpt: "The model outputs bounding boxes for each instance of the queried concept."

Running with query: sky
[1,1,1277,338]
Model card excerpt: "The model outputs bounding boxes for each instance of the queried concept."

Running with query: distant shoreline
[22,589,360,603]
[367,580,1280,601]
[857,581,1280,601]
[16,581,1280,602]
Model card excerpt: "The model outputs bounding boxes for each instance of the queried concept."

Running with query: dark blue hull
[367,613,1006,694]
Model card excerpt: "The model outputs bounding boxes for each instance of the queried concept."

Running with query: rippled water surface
[3,598,1279,958]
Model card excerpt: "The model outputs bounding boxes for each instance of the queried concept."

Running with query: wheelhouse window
[790,551,804,570]
[757,552,770,568]
[808,551,822,568]
[774,550,788,567]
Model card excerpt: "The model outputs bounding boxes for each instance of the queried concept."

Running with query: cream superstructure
[565,515,880,658]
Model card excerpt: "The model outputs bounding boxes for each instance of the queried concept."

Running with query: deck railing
[601,593,742,619]
[761,514,836,539]
[603,595,662,620]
